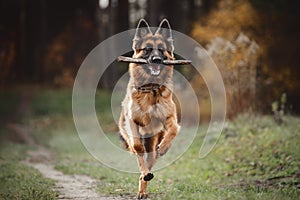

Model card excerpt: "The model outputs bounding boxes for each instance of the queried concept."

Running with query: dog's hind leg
[143,135,160,170]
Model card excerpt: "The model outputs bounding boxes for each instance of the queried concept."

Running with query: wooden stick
[117,56,191,65]
[162,59,192,65]
[117,56,148,64]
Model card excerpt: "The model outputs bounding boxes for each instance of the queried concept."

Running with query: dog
[118,19,180,199]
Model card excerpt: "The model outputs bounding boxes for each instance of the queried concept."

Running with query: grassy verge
[0,143,57,199]
[0,88,57,199]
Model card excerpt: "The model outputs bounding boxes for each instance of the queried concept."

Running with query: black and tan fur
[119,19,180,199]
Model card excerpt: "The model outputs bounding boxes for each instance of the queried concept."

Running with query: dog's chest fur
[122,82,174,136]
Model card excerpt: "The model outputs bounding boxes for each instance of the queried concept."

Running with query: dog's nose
[151,56,163,64]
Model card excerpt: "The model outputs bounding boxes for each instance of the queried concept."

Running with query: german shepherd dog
[119,19,180,199]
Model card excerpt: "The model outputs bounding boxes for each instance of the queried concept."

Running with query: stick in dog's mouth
[117,56,192,65]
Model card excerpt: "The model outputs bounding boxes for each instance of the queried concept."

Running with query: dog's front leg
[129,119,153,176]
[129,120,153,199]
[137,155,154,199]
[157,115,180,156]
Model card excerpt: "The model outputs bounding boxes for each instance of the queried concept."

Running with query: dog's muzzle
[147,56,163,76]
[148,64,161,76]
[151,56,163,64]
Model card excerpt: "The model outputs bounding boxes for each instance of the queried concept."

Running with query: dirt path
[10,88,127,200]
[23,146,125,200]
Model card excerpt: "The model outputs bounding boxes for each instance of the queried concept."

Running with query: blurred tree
[248,0,300,113]
[0,30,15,86]
[208,34,259,118]
[18,0,27,82]
[191,0,261,118]
[192,0,300,115]
[147,0,160,25]
[44,15,96,87]
[34,0,47,82]
[97,0,129,89]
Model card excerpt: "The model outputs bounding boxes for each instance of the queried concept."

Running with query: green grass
[0,143,57,199]
[47,114,300,199]
[1,88,300,199]
[30,89,73,116]
[0,90,20,117]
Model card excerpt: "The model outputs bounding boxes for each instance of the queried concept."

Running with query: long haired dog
[118,19,180,199]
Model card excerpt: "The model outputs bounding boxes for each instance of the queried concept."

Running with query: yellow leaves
[192,33,260,118]
[190,0,264,118]
[191,0,259,43]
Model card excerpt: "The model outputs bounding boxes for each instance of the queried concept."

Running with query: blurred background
[1,1,300,198]
[1,0,300,118]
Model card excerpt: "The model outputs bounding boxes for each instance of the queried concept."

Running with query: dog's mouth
[148,64,161,76]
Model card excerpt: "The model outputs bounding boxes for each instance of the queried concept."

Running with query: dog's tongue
[149,65,161,76]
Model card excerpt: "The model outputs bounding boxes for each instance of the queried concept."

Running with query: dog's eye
[158,48,165,54]
[143,47,153,54]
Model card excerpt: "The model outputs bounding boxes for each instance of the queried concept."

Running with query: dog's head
[129,19,175,86]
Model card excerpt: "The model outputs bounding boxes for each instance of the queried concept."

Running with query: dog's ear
[155,19,174,53]
[155,19,173,40]
[132,19,152,50]
[133,19,151,40]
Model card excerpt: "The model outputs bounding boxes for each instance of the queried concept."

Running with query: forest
[1,0,300,115]
[0,0,299,199]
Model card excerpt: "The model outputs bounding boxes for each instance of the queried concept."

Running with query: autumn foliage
[190,0,298,117]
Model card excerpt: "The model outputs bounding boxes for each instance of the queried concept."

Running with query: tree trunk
[34,0,47,82]
[97,0,129,89]
[18,0,27,81]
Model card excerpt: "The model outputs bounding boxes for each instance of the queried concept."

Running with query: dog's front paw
[143,173,154,181]
[157,143,171,157]
[137,192,148,199]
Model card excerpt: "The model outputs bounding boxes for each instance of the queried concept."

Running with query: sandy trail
[11,89,128,199]
[23,146,125,200]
